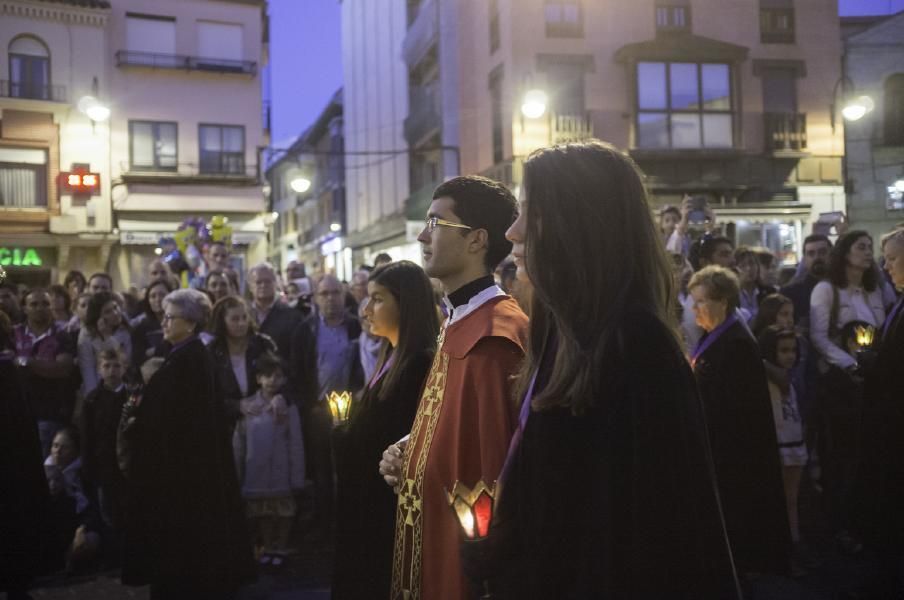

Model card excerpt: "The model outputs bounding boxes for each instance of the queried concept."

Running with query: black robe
[694,319,791,576]
[483,312,740,599]
[331,349,433,600]
[120,338,255,595]
[855,297,904,552]
[0,356,55,591]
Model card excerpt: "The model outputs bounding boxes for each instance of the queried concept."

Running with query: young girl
[232,351,304,568]
[758,325,812,573]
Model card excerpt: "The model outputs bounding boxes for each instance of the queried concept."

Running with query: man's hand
[379,439,408,492]
[240,396,266,417]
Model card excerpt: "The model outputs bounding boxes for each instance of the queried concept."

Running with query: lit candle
[327,391,352,423]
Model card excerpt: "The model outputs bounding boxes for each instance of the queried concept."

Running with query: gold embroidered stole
[391,327,451,600]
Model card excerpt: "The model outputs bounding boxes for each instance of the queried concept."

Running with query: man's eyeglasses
[424,216,472,234]
[162,313,184,323]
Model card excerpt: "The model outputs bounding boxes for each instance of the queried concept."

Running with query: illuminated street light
[77,95,110,122]
[842,95,874,122]
[521,89,548,119]
[895,179,904,193]
[290,176,312,193]
[330,222,341,232]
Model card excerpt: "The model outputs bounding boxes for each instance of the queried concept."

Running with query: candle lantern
[855,324,876,349]
[327,391,352,424]
[446,481,496,598]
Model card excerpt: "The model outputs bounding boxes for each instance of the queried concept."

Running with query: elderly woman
[688,265,791,580]
[855,228,904,594]
[119,289,255,599]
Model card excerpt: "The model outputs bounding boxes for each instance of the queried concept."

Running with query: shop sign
[0,247,44,267]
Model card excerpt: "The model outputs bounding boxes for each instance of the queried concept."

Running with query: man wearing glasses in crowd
[379,175,528,600]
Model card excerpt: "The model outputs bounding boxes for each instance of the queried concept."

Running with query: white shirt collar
[442,285,507,327]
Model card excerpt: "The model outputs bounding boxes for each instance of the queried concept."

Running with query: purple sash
[691,312,739,367]
[368,353,395,389]
[498,367,539,488]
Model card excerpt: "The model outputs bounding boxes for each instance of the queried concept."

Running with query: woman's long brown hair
[517,140,677,414]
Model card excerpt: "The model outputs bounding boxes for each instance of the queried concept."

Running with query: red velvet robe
[391,296,528,600]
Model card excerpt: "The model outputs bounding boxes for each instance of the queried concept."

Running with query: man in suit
[247,262,300,361]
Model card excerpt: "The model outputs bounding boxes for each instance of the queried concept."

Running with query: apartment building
[341,0,416,267]
[266,89,349,279]
[401,0,846,261]
[842,11,904,243]
[107,0,268,289]
[0,0,114,288]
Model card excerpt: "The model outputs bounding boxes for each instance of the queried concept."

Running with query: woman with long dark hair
[332,261,439,599]
[77,292,131,397]
[208,296,278,432]
[810,230,895,550]
[130,279,175,368]
[466,140,738,598]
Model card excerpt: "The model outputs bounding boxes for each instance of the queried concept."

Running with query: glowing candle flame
[855,325,875,348]
[327,391,352,423]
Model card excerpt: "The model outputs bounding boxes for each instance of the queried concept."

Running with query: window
[0,148,47,208]
[760,1,795,44]
[489,71,504,164]
[545,1,583,38]
[126,14,176,55]
[8,36,50,100]
[636,62,733,149]
[489,0,500,54]
[655,2,690,31]
[197,21,243,61]
[129,121,178,171]
[199,125,245,174]
[885,74,904,146]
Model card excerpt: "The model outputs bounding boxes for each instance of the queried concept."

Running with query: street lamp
[77,95,110,122]
[521,89,548,119]
[895,178,904,193]
[290,176,311,193]
[830,77,873,132]
[330,222,342,232]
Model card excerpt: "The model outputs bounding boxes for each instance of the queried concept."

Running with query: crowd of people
[1,138,904,600]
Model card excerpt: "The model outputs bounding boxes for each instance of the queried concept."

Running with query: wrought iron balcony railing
[764,112,807,153]
[0,80,67,102]
[116,51,257,75]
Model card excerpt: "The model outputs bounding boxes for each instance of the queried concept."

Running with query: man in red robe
[380,176,528,600]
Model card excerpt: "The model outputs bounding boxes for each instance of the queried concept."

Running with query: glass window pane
[671,113,701,148]
[670,63,699,110]
[637,113,669,148]
[703,114,733,147]
[223,127,244,152]
[545,4,562,23]
[562,3,580,23]
[200,126,221,151]
[701,64,730,110]
[131,123,154,166]
[638,63,667,110]
[157,124,177,166]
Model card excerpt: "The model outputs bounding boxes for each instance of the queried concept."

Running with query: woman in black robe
[332,261,438,599]
[465,141,739,599]
[854,229,904,594]
[119,289,255,599]
[688,265,792,579]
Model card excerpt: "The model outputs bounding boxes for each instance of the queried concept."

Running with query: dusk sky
[269,0,904,146]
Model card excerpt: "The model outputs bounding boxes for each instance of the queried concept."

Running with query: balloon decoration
[160,215,234,288]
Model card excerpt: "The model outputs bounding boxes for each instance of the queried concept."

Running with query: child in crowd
[233,352,305,568]
[81,348,129,564]
[44,426,101,573]
[758,325,816,575]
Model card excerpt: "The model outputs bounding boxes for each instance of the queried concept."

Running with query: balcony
[764,112,807,155]
[551,112,594,144]
[404,84,442,145]
[115,51,257,76]
[120,161,258,185]
[0,80,67,102]
[480,158,524,189]
[402,0,437,66]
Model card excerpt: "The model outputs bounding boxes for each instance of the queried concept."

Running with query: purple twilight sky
[268,0,904,146]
